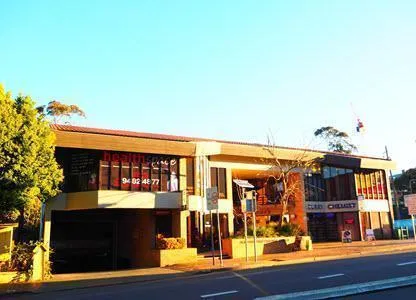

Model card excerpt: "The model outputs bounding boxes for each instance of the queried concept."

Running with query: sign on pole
[365,229,376,241]
[341,230,352,243]
[206,187,219,211]
[404,194,416,241]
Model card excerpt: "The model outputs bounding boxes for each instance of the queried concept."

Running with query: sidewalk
[1,240,416,296]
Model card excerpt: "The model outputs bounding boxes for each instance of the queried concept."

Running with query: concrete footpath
[1,240,416,296]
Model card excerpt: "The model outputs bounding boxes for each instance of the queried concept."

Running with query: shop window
[99,161,110,190]
[355,170,387,200]
[141,162,151,191]
[131,163,141,191]
[210,167,227,198]
[316,166,356,201]
[169,159,179,192]
[97,153,179,192]
[121,162,131,191]
[161,162,169,192]
[151,163,160,192]
[110,162,120,190]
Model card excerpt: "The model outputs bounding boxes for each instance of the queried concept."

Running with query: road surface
[9,251,416,299]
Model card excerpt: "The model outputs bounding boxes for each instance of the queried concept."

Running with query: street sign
[365,229,376,241]
[206,187,219,211]
[241,191,256,213]
[341,230,352,243]
[404,194,416,215]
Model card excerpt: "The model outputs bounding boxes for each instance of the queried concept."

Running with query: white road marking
[317,273,345,279]
[397,261,416,266]
[200,290,238,298]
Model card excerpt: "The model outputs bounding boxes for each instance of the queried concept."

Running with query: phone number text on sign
[122,178,160,185]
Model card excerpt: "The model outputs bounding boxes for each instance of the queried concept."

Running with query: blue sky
[1,1,416,171]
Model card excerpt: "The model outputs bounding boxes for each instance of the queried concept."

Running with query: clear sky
[1,1,416,172]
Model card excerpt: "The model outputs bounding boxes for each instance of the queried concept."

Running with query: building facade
[44,125,396,272]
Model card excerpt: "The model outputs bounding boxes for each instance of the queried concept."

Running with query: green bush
[233,222,304,238]
[9,241,52,282]
[276,223,303,237]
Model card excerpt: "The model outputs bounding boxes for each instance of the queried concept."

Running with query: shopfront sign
[305,200,358,213]
[358,199,389,212]
[102,151,177,167]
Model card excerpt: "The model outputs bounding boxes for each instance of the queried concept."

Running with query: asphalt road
[8,251,416,300]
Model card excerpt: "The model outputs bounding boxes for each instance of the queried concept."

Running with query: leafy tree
[0,84,63,239]
[37,100,85,124]
[394,168,416,192]
[314,126,357,154]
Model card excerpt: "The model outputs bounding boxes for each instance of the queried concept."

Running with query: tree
[37,100,85,124]
[0,84,63,239]
[314,126,357,154]
[262,144,316,226]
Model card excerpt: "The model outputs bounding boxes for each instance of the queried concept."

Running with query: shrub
[234,222,304,238]
[156,235,185,250]
[9,241,52,282]
[276,223,303,237]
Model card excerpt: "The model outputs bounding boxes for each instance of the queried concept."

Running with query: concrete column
[43,193,67,261]
[172,210,190,245]
[227,212,234,236]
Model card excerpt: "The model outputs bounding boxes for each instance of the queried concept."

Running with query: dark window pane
[99,161,110,190]
[210,167,218,190]
[218,168,227,198]
[186,158,195,195]
[111,162,120,190]
[169,158,179,192]
[131,163,141,191]
[121,162,131,191]
[161,160,169,192]
[141,162,151,191]
[151,162,160,192]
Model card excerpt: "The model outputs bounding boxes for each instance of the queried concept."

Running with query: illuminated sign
[103,151,177,167]
[306,201,358,213]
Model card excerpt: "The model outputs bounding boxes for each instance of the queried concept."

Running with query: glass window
[161,160,169,192]
[99,161,110,190]
[210,167,218,190]
[121,162,131,191]
[323,167,330,179]
[218,168,227,199]
[141,161,151,191]
[131,162,141,191]
[151,161,160,192]
[169,159,179,192]
[111,162,120,190]
[210,167,227,199]
[186,158,195,195]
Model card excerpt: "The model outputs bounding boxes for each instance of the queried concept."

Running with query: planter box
[222,236,312,258]
[140,248,198,267]
[0,271,19,284]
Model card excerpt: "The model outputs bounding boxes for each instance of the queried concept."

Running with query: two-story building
[44,125,395,272]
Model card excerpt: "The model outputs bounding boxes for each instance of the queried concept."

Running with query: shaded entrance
[50,208,172,273]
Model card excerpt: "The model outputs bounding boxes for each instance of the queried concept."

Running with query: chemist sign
[206,187,219,211]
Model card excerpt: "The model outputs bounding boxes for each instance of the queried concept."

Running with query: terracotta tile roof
[50,124,391,162]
